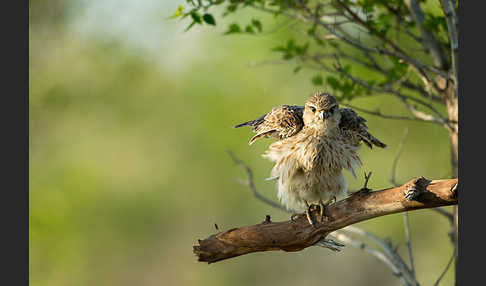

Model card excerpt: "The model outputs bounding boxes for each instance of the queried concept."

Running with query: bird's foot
[403,185,419,201]
[403,176,432,201]
[304,201,317,227]
[317,197,335,222]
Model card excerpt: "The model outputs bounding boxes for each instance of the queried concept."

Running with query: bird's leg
[304,201,316,227]
[318,196,335,222]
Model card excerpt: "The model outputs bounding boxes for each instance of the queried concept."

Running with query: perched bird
[234,92,387,225]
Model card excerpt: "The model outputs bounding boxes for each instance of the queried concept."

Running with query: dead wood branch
[193,177,458,263]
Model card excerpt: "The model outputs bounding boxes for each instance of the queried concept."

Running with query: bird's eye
[310,106,316,112]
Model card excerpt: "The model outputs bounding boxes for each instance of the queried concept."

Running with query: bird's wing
[339,107,388,149]
[234,105,305,145]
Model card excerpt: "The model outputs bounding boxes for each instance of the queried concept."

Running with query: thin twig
[227,150,288,212]
[331,231,411,286]
[250,2,451,81]
[341,104,444,125]
[404,0,448,69]
[439,0,459,96]
[431,208,454,223]
[363,171,372,189]
[389,127,416,280]
[390,128,409,187]
[432,249,455,286]
[342,226,419,286]
[332,55,449,126]
[403,212,416,280]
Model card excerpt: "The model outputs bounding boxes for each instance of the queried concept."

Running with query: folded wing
[339,107,387,149]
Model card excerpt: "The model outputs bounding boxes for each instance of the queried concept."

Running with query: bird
[234,92,387,225]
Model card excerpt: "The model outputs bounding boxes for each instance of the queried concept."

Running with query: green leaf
[251,19,263,32]
[307,25,316,36]
[224,4,238,16]
[245,25,255,34]
[224,23,241,35]
[282,53,294,60]
[377,13,392,27]
[190,11,202,23]
[312,75,323,86]
[326,76,340,89]
[342,82,354,94]
[287,39,295,50]
[295,42,309,55]
[202,14,216,25]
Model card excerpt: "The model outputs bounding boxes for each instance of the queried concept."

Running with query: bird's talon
[404,185,419,201]
[317,197,335,222]
[319,199,325,217]
[305,209,316,227]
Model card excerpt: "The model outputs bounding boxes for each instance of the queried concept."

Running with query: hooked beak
[320,111,330,120]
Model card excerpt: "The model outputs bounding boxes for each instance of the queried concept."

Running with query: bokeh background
[29,1,455,285]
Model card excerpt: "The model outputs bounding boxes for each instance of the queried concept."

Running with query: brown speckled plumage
[234,92,387,211]
[234,105,304,145]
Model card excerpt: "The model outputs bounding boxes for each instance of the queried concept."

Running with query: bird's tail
[233,120,255,128]
[233,115,266,129]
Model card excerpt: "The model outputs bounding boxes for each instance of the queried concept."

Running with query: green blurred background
[29,1,455,285]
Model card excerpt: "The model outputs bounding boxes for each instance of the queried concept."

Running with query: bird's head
[303,92,341,133]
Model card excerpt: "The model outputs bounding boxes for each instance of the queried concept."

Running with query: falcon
[234,92,387,225]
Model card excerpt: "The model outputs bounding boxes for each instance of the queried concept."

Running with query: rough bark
[444,77,458,285]
[194,177,458,264]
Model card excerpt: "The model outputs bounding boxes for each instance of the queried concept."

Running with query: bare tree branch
[341,103,437,125]
[222,151,438,286]
[390,128,409,187]
[225,151,438,283]
[404,0,448,69]
[330,231,412,286]
[403,212,416,282]
[193,177,458,263]
[439,0,459,95]
[342,226,418,286]
[331,57,453,129]
[432,207,454,223]
[387,127,417,283]
[432,249,456,286]
[227,150,288,212]
[250,2,452,81]
[382,3,423,45]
